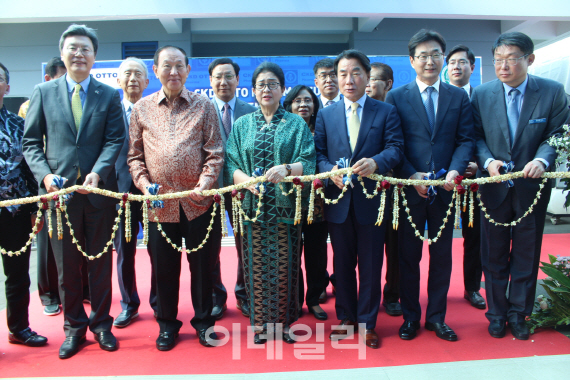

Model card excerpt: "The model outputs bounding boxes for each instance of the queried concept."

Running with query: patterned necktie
[71,84,83,131]
[424,86,435,134]
[222,103,232,137]
[348,102,360,151]
[506,88,521,147]
[325,100,334,107]
[126,105,132,124]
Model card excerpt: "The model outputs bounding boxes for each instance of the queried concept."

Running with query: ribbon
[499,161,515,188]
[251,168,265,193]
[51,176,73,204]
[336,158,355,187]
[423,168,447,204]
[146,184,164,209]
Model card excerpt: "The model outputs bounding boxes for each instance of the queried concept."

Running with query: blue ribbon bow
[251,168,265,193]
[146,184,165,209]
[423,168,447,203]
[336,158,356,187]
[499,161,515,188]
[51,176,74,204]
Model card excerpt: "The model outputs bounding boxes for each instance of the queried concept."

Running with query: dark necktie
[222,103,232,137]
[424,86,436,172]
[325,100,334,107]
[506,88,521,147]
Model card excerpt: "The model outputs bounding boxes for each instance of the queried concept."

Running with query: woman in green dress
[224,62,316,344]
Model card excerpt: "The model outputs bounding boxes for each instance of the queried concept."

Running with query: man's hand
[463,162,478,178]
[189,187,206,201]
[411,172,428,198]
[266,165,287,184]
[523,160,546,179]
[330,165,344,190]
[352,158,378,177]
[487,160,505,178]
[443,170,460,191]
[43,174,59,193]
[32,214,44,232]
[77,172,100,194]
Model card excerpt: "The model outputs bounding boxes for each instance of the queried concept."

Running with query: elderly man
[24,24,125,359]
[0,62,48,348]
[113,57,157,328]
[208,57,256,320]
[445,44,486,310]
[365,62,393,102]
[128,45,224,350]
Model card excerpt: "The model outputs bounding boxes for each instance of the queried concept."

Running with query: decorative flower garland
[0,206,43,257]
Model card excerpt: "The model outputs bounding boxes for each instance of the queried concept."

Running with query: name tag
[529,118,546,124]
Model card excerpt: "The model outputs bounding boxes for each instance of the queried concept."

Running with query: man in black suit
[445,45,486,310]
[112,57,157,328]
[24,24,125,359]
[208,58,256,319]
[472,32,569,340]
[386,29,474,342]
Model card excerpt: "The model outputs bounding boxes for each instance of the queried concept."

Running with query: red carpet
[1,234,569,377]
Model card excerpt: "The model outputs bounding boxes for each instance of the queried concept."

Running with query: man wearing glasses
[365,62,393,102]
[446,45,486,311]
[314,58,342,108]
[472,32,569,340]
[386,29,474,342]
[208,58,256,320]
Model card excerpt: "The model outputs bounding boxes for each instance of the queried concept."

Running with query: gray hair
[118,57,148,79]
[59,24,99,54]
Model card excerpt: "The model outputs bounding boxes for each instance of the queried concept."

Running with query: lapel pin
[95,90,100,94]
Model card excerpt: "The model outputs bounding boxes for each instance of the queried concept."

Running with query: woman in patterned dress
[224,62,316,344]
[283,85,329,321]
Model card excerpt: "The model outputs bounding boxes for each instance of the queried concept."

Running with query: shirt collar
[122,98,134,111]
[214,95,236,111]
[503,75,528,97]
[66,73,91,94]
[416,77,440,94]
[343,92,367,111]
[321,92,341,105]
[157,87,191,105]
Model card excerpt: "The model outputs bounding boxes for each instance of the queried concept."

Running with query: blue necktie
[126,105,132,124]
[507,88,520,147]
[424,86,436,172]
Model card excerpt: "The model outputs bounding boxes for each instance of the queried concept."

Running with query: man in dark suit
[446,44,486,310]
[315,49,404,349]
[208,58,256,319]
[112,57,157,328]
[314,58,342,108]
[23,24,125,359]
[385,29,474,342]
[472,32,569,340]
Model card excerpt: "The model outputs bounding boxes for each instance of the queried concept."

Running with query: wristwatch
[284,164,292,177]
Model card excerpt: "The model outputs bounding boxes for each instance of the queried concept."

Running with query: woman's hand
[266,165,288,184]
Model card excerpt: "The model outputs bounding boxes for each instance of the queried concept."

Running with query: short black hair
[492,32,534,56]
[283,85,320,129]
[334,49,371,75]
[59,24,99,55]
[408,29,446,57]
[208,58,240,76]
[0,62,9,84]
[45,57,66,78]
[370,62,393,82]
[153,45,189,66]
[251,61,285,89]
[446,44,475,65]
[313,58,335,75]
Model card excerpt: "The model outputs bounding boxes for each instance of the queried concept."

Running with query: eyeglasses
[414,53,443,62]
[66,46,93,56]
[213,74,236,81]
[369,77,386,83]
[293,97,313,105]
[255,82,280,90]
[493,55,529,66]
[448,59,470,66]
[0,76,6,83]
[317,73,337,80]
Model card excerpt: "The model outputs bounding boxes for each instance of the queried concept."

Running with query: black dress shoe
[489,319,506,338]
[59,335,86,359]
[156,331,178,351]
[113,310,139,328]
[196,329,219,347]
[211,304,227,320]
[236,299,250,317]
[399,320,420,340]
[464,291,486,309]
[509,321,530,340]
[254,333,267,344]
[383,302,403,316]
[425,322,458,341]
[94,331,118,351]
[8,328,48,347]
[283,332,296,344]
[318,290,327,304]
[308,305,328,320]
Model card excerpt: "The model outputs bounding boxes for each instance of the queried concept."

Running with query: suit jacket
[386,81,474,205]
[212,97,257,188]
[314,96,404,225]
[472,75,569,209]
[23,75,125,209]
[115,107,133,193]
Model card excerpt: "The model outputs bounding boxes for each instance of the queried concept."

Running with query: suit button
[76,145,80,149]
[426,161,430,165]
[431,142,434,145]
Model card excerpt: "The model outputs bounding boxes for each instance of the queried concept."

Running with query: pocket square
[529,118,546,124]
